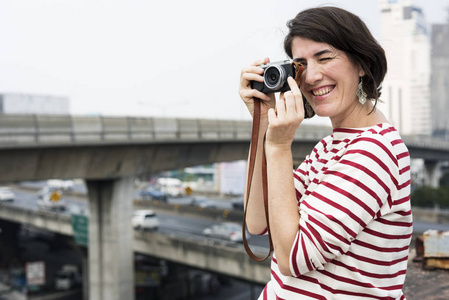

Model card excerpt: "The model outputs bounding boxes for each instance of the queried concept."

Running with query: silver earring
[356,78,367,105]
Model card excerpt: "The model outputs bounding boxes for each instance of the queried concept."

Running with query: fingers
[266,77,305,147]
[257,57,270,66]
[276,92,287,116]
[239,57,269,82]
[287,77,305,115]
[284,91,297,114]
[267,107,276,122]
[239,58,272,102]
[239,87,271,103]
[276,91,296,116]
[251,57,270,67]
[267,90,301,148]
[240,57,269,83]
[287,76,301,97]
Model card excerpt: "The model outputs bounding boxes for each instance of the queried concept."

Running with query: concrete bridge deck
[0,203,271,285]
[0,114,447,182]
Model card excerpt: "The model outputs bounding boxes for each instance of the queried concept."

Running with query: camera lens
[264,65,286,91]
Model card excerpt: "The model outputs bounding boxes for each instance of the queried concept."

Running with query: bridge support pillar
[78,247,89,300]
[86,177,135,300]
[424,160,443,188]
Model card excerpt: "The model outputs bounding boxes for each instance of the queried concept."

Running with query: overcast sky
[0,0,447,123]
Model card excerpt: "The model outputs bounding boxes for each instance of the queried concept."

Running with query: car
[139,186,168,201]
[55,265,81,291]
[202,222,248,243]
[190,198,217,209]
[156,178,185,197]
[132,210,160,230]
[0,187,15,202]
[231,197,244,210]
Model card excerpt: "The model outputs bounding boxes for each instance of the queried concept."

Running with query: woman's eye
[319,57,332,62]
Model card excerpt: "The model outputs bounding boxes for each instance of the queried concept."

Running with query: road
[7,183,449,255]
[1,184,267,300]
[9,183,449,243]
[7,183,270,250]
[4,182,449,300]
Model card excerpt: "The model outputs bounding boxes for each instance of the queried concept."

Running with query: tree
[411,185,449,208]
[440,171,449,195]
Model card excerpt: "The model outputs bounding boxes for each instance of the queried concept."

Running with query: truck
[54,265,81,290]
[156,178,185,197]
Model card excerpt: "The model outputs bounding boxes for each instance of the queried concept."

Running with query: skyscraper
[379,0,432,136]
[431,10,449,140]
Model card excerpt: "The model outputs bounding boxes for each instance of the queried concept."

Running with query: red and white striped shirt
[260,123,412,300]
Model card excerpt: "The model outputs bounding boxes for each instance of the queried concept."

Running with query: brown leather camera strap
[242,99,273,262]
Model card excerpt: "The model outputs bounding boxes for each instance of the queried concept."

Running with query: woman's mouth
[312,86,335,97]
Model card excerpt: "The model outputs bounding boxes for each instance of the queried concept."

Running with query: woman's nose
[303,63,323,86]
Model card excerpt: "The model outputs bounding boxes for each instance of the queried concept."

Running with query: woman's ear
[358,66,366,77]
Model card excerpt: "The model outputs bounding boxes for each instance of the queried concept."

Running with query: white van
[132,210,160,230]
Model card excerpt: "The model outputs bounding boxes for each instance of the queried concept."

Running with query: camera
[250,59,315,119]
[251,60,296,93]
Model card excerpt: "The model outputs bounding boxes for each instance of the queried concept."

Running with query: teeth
[313,87,334,96]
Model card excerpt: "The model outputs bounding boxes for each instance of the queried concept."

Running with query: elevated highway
[0,114,447,182]
[0,114,330,181]
[0,203,271,285]
[0,114,447,300]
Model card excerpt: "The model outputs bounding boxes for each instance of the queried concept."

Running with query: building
[156,161,247,196]
[217,160,246,196]
[431,12,449,140]
[0,93,70,115]
[379,0,432,136]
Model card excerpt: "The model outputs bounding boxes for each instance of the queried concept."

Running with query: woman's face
[291,36,365,127]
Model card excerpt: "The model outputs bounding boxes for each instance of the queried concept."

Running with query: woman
[239,7,412,300]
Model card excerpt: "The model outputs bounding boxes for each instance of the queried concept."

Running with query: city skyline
[0,0,447,125]
[380,0,433,136]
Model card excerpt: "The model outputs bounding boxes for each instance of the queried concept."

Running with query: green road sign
[71,214,88,246]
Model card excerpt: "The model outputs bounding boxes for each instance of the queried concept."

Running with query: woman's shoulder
[354,123,407,150]
[335,123,402,145]
[346,123,409,166]
[359,123,399,137]
[309,123,406,161]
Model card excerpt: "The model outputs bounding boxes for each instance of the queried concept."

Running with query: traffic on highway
[3,180,268,249]
[0,180,267,299]
[4,180,449,253]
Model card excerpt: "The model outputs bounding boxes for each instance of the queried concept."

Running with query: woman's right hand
[239,58,276,119]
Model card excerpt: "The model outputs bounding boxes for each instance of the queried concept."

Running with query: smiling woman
[239,6,412,300]
[289,38,367,128]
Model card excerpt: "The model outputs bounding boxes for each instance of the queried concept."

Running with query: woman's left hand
[266,76,305,150]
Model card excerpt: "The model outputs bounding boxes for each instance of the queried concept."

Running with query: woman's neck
[331,101,389,129]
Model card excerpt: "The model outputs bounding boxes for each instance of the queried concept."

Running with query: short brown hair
[284,6,387,102]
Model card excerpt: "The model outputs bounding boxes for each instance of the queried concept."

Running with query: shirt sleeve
[289,133,400,277]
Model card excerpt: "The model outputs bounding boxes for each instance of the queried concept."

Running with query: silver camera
[250,60,295,93]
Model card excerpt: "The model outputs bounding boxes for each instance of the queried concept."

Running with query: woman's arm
[265,146,300,276]
[265,77,305,276]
